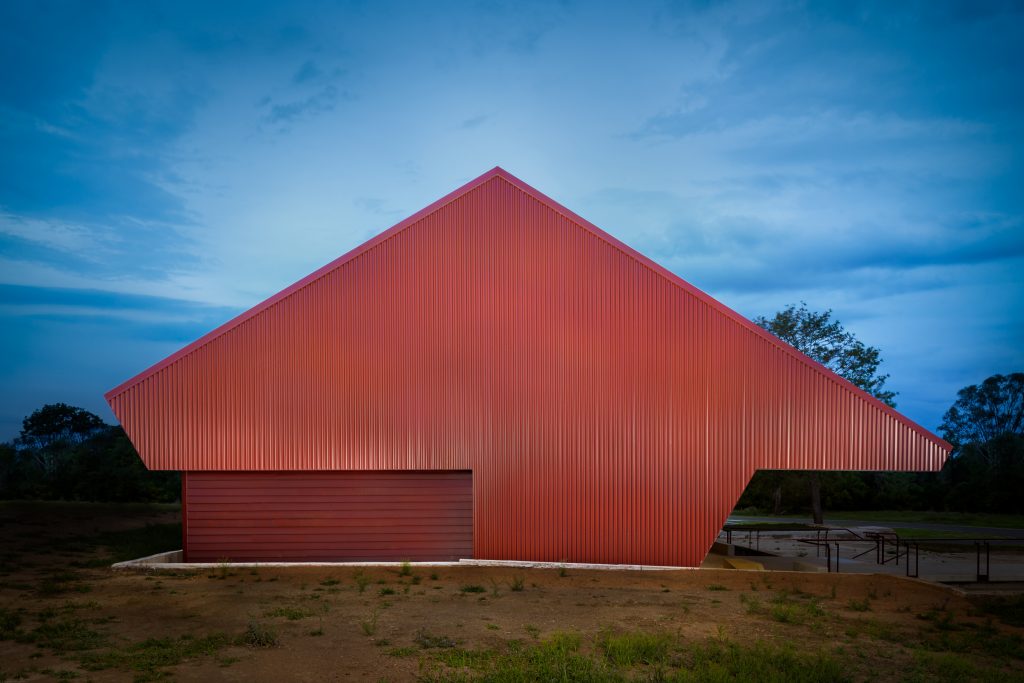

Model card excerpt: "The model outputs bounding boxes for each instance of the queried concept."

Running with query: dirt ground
[1,503,1023,682]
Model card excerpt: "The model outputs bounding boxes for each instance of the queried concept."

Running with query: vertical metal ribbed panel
[106,168,950,567]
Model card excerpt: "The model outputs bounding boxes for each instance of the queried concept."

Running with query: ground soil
[1,503,1022,682]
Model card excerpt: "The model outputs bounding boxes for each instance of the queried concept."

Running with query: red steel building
[106,167,950,566]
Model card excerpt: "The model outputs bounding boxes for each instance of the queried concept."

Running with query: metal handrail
[721,525,1013,581]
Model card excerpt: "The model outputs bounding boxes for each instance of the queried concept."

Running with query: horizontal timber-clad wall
[109,168,950,567]
[184,471,472,562]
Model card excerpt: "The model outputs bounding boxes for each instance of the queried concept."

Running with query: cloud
[292,59,322,84]
[588,185,1024,299]
[264,84,344,124]
[459,114,490,130]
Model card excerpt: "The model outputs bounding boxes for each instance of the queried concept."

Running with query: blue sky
[1,0,1022,440]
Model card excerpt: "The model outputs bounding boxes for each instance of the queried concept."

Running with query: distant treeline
[0,403,178,502]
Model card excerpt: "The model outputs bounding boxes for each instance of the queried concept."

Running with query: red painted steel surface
[183,471,472,562]
[107,167,951,567]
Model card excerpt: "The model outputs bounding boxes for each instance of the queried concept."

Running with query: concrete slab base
[112,553,694,572]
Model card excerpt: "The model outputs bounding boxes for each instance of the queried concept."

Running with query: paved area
[721,516,1024,583]
[728,515,1024,538]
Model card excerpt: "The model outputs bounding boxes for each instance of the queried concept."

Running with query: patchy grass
[914,611,1024,663]
[415,629,457,649]
[706,584,729,591]
[0,606,24,640]
[597,629,673,666]
[741,590,827,626]
[847,597,872,612]
[79,633,233,680]
[360,610,380,637]
[37,571,91,596]
[508,575,525,592]
[459,584,486,594]
[973,595,1024,628]
[31,617,107,652]
[420,631,849,682]
[241,621,278,648]
[682,637,847,682]
[265,606,313,621]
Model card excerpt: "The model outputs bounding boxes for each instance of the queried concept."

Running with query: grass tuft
[241,621,278,648]
[847,598,872,612]
[598,629,674,666]
[360,610,379,637]
[415,628,457,649]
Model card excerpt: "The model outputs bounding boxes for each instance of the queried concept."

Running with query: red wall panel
[107,168,950,567]
[184,471,472,562]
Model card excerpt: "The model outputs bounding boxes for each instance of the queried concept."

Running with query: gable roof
[105,166,950,453]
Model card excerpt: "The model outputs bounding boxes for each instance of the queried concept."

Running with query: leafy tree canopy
[754,302,896,407]
[17,402,106,451]
[940,373,1024,452]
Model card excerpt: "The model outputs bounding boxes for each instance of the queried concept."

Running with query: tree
[940,373,1023,459]
[16,403,106,475]
[937,373,1024,514]
[754,303,896,523]
[754,303,896,407]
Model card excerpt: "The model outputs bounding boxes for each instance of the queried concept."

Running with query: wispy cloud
[459,113,490,130]
[263,84,346,124]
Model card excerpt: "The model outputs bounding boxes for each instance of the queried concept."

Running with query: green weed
[360,610,379,637]
[241,621,278,648]
[414,628,457,649]
[847,598,872,612]
[598,629,673,666]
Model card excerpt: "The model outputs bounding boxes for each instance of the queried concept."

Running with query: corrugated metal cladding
[183,471,472,562]
[107,167,950,567]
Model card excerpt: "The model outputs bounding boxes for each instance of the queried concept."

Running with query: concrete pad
[112,554,693,572]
